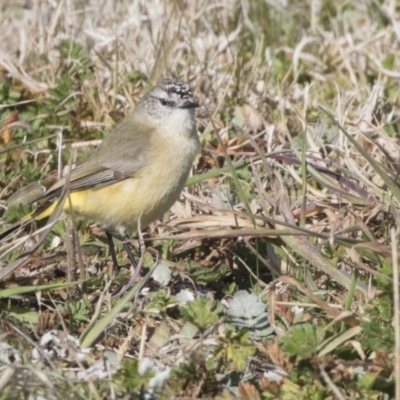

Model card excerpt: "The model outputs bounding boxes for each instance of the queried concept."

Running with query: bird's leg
[106,231,120,274]
[106,232,137,274]
[116,235,137,268]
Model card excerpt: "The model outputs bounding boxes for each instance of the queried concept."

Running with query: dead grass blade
[80,264,157,349]
[321,107,400,204]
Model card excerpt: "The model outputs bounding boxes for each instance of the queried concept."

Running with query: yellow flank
[31,143,194,235]
[68,177,147,233]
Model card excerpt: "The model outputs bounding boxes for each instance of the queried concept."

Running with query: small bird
[1,78,201,270]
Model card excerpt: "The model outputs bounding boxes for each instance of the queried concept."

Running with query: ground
[0,0,399,399]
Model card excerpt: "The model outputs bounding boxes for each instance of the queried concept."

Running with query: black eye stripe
[159,98,174,107]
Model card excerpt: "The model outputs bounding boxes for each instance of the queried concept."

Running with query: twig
[391,226,400,400]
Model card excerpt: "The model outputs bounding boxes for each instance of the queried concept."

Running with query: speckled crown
[157,79,193,101]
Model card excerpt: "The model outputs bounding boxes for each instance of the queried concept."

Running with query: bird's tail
[1,181,66,244]
[0,214,34,242]
[0,182,48,242]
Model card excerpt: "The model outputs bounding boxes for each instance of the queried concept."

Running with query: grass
[0,0,399,398]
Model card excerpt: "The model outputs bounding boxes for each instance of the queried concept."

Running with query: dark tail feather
[0,220,29,242]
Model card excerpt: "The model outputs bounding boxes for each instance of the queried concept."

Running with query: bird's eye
[159,98,168,106]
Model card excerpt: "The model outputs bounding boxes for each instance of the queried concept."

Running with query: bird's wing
[29,120,155,204]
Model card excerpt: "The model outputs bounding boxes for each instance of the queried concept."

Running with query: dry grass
[0,0,400,398]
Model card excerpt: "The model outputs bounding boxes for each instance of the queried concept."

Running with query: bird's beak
[180,100,200,109]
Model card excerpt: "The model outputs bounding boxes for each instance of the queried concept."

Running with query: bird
[0,78,201,271]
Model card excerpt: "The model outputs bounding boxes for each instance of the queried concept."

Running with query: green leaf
[0,281,79,299]
[215,330,255,371]
[360,319,394,351]
[144,289,173,315]
[115,359,154,392]
[280,323,325,359]
[180,297,221,330]
[2,304,39,323]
